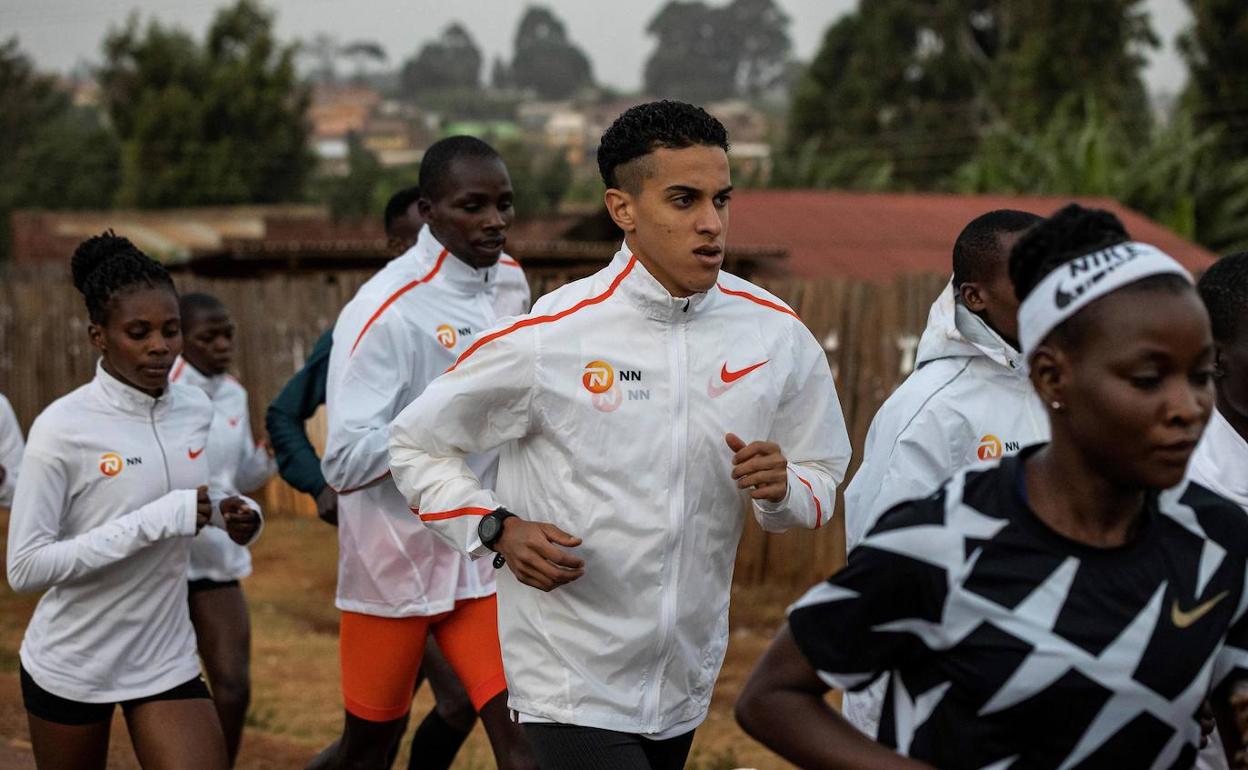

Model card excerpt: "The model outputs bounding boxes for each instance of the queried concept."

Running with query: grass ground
[0,513,812,769]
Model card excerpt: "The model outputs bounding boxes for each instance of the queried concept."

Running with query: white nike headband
[1018,241,1192,360]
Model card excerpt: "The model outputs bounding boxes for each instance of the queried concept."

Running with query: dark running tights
[522,723,695,770]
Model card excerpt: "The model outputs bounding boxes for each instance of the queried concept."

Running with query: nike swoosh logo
[1171,590,1228,628]
[188,447,205,460]
[708,360,769,399]
[721,360,769,383]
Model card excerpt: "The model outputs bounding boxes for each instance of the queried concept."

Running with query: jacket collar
[93,359,169,416]
[169,355,223,399]
[614,240,713,323]
[915,279,1024,374]
[403,224,502,296]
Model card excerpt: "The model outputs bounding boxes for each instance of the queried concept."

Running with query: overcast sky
[0,0,1193,95]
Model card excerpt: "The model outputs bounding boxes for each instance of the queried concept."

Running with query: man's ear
[416,196,433,219]
[959,281,987,313]
[604,188,637,234]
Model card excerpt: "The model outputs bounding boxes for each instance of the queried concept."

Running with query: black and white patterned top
[790,447,1248,769]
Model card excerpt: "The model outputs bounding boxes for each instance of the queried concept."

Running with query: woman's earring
[1051,401,1063,411]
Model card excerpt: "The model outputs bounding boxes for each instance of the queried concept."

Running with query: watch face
[480,515,501,544]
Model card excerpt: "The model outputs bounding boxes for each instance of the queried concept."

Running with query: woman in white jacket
[170,292,274,767]
[6,232,260,770]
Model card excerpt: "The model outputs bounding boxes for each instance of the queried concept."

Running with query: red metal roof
[729,191,1217,280]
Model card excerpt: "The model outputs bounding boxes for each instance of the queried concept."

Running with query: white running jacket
[0,392,24,508]
[170,357,273,582]
[323,225,530,617]
[6,363,256,702]
[389,245,852,735]
[841,280,1049,736]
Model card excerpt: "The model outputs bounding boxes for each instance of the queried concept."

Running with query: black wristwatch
[478,508,517,569]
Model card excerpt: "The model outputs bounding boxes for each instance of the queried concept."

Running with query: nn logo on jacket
[977,434,1020,461]
[435,324,470,349]
[99,452,142,477]
[583,360,645,412]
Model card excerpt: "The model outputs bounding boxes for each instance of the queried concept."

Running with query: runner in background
[840,209,1047,737]
[7,231,260,770]
[0,391,24,508]
[1190,251,1248,770]
[270,186,481,770]
[313,139,535,769]
[267,186,425,528]
[170,292,275,766]
[736,205,1247,768]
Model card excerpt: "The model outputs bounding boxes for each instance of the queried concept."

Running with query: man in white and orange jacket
[389,102,852,769]
[317,137,536,770]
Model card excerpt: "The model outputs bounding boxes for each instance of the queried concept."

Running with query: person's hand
[221,496,261,544]
[196,485,212,532]
[259,437,274,458]
[495,517,585,592]
[726,433,789,503]
[315,486,339,527]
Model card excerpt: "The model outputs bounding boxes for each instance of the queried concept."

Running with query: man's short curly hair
[597,100,729,191]
[1198,251,1248,344]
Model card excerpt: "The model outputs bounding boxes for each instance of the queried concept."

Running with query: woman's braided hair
[70,230,176,325]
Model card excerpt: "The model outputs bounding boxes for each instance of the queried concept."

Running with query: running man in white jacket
[840,209,1047,737]
[170,291,275,766]
[1190,251,1248,770]
[0,391,24,508]
[315,137,536,770]
[7,231,260,770]
[389,101,852,770]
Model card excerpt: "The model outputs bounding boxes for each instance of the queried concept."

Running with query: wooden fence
[0,264,947,587]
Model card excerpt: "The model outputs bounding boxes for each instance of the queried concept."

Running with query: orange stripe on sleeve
[349,249,449,356]
[446,255,637,373]
[795,473,824,528]
[717,283,801,320]
[417,506,493,522]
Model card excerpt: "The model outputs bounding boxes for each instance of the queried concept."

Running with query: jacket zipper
[150,400,172,493]
[643,320,688,729]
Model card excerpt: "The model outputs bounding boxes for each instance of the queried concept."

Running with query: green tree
[400,23,482,98]
[787,1,981,188]
[643,0,792,103]
[98,0,312,207]
[1178,0,1248,157]
[955,98,1248,254]
[982,0,1156,139]
[511,6,594,100]
[322,133,384,220]
[0,38,120,259]
[785,0,1156,189]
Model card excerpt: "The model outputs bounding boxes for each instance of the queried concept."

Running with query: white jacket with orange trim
[388,244,852,736]
[169,357,273,582]
[323,225,530,617]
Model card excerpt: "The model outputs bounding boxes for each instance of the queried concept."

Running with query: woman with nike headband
[736,203,1248,769]
[6,231,260,770]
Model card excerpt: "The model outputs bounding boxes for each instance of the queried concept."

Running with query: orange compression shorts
[339,594,508,722]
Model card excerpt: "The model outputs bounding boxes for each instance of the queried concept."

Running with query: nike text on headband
[1018,241,1193,360]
